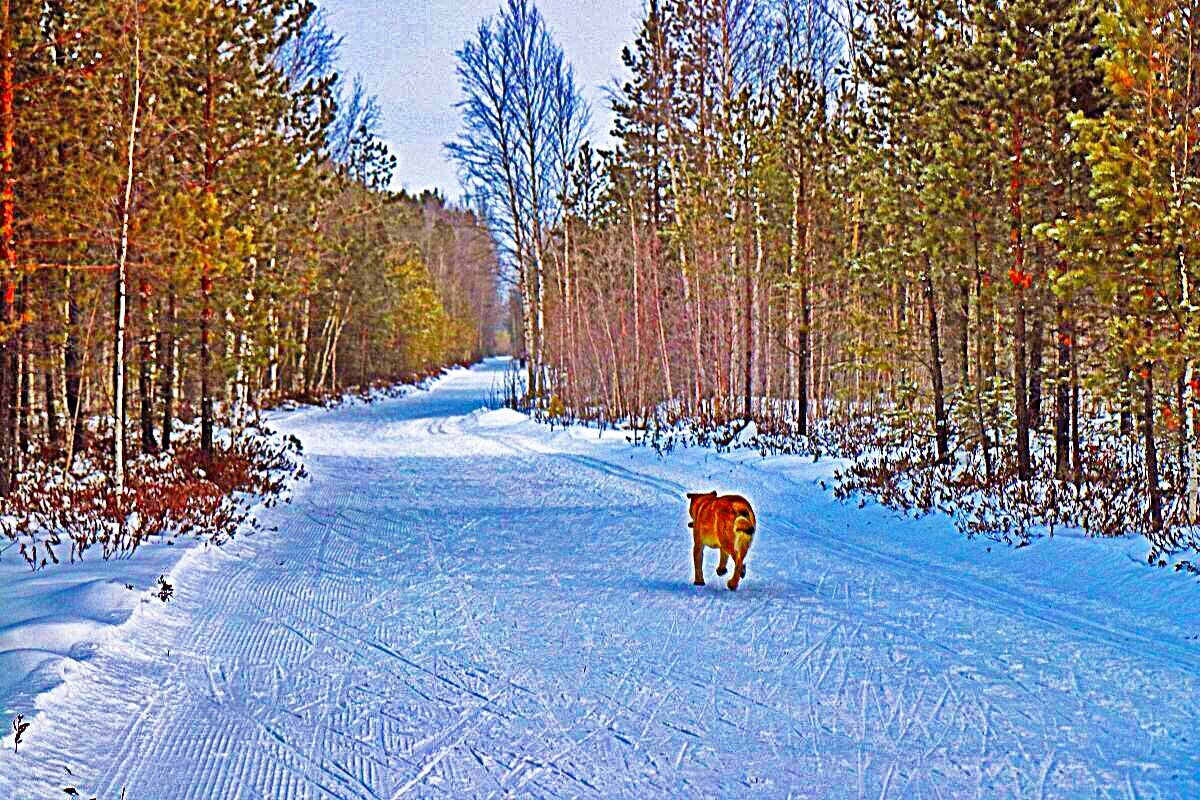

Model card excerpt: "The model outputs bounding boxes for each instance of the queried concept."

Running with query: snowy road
[4,360,1200,799]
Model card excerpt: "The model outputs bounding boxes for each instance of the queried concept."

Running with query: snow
[0,531,211,728]
[1,358,1199,798]
[475,408,529,428]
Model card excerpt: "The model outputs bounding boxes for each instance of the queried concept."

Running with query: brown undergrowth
[0,422,305,570]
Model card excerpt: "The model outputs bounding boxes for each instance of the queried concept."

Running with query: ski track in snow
[2,360,1199,799]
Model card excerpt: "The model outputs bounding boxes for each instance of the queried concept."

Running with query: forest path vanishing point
[3,360,1198,799]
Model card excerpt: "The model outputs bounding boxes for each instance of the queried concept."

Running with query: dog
[686,491,756,591]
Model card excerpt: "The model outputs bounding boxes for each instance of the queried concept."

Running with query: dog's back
[688,492,756,548]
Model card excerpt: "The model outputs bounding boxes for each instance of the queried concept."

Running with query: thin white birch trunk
[298,294,311,394]
[113,21,141,493]
[1182,250,1197,522]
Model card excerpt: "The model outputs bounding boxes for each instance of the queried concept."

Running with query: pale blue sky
[319,0,645,198]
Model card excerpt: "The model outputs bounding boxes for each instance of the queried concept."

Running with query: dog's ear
[686,490,717,500]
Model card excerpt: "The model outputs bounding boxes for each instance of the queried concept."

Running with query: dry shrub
[0,423,305,571]
[822,416,1199,559]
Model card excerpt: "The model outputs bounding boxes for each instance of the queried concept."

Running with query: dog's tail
[733,509,755,537]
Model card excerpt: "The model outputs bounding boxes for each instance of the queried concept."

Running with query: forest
[2,4,1197,794]
[0,1,502,566]
[451,0,1199,558]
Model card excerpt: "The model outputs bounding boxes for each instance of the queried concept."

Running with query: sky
[318,0,645,199]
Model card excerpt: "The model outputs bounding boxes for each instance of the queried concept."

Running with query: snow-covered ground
[2,359,1198,799]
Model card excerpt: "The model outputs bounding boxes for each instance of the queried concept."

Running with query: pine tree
[1054,0,1200,530]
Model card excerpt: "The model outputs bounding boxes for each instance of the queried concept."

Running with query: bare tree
[447,0,588,403]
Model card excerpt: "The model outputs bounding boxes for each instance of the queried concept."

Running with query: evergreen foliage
[492,0,1200,553]
[0,2,503,524]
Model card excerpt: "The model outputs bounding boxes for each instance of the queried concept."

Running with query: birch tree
[448,0,588,403]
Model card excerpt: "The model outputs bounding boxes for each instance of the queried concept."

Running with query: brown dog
[687,491,756,590]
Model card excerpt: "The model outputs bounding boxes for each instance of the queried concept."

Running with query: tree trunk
[923,263,949,461]
[329,298,352,394]
[1180,246,1197,522]
[139,280,155,453]
[65,272,84,458]
[159,291,176,450]
[1028,299,1045,431]
[358,325,368,389]
[1185,356,1198,523]
[42,272,60,449]
[1070,325,1082,485]
[0,0,15,495]
[692,274,704,413]
[112,26,140,490]
[1014,289,1030,480]
[650,245,673,402]
[267,293,280,396]
[315,298,337,392]
[632,217,642,414]
[798,177,811,437]
[199,30,216,458]
[972,227,993,480]
[743,209,756,421]
[1142,363,1163,533]
[1120,363,1134,437]
[113,250,127,489]
[563,216,576,406]
[958,277,970,389]
[200,275,213,456]
[1054,304,1071,481]
[17,274,29,461]
[786,183,798,418]
[1010,109,1031,482]
[298,293,311,394]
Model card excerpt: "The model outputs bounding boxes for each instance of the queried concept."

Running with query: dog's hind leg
[716,549,729,576]
[728,554,745,591]
[692,541,705,586]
